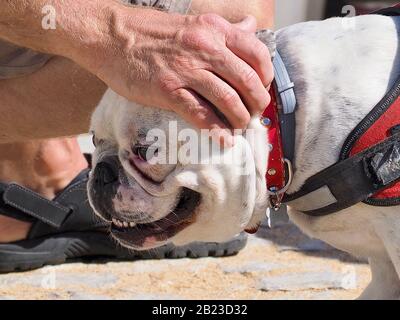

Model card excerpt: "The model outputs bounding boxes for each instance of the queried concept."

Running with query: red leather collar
[262,86,287,208]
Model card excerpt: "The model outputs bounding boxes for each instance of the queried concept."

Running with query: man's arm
[0,0,274,144]
[0,1,111,58]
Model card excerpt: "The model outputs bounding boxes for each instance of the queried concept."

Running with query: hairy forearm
[0,0,117,61]
[0,0,274,69]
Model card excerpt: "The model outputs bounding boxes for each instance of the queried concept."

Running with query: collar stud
[260,117,272,127]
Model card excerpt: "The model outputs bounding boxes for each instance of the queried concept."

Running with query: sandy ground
[0,220,370,300]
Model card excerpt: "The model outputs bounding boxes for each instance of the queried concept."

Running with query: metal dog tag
[266,205,289,229]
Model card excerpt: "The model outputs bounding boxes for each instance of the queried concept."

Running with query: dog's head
[88,90,269,250]
[88,30,275,250]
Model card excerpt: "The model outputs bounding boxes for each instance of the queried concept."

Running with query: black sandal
[0,169,247,273]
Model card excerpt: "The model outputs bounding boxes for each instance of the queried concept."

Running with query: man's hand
[83,8,273,144]
[0,1,273,144]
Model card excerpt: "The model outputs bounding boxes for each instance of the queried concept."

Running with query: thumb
[234,15,257,33]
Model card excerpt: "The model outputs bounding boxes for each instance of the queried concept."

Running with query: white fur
[280,15,400,299]
[90,90,267,247]
[90,15,400,299]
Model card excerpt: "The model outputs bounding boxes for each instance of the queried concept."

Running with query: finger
[209,49,271,115]
[170,88,234,147]
[188,70,251,129]
[233,15,257,33]
[226,29,274,88]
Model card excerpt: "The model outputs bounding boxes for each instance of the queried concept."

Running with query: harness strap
[372,4,400,16]
[285,132,400,216]
[0,182,71,228]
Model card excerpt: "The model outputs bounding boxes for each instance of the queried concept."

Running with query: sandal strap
[0,182,71,228]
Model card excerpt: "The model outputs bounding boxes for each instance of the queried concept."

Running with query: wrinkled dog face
[88,90,268,250]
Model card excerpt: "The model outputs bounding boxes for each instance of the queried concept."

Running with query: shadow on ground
[255,219,366,264]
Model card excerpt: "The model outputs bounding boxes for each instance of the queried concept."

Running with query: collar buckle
[268,159,293,211]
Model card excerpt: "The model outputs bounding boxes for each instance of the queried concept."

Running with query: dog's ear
[256,29,276,59]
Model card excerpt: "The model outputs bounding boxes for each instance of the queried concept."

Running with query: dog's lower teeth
[112,218,135,228]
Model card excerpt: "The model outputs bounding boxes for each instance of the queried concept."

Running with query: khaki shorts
[0,0,191,80]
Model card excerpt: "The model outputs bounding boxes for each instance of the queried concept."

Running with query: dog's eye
[91,135,104,147]
[92,135,97,147]
[132,144,159,162]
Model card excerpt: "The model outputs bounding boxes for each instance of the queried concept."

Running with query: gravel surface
[0,220,370,300]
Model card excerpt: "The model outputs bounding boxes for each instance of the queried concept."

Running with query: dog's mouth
[110,187,201,249]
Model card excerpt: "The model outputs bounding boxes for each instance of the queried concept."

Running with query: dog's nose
[93,161,119,187]
[89,159,120,223]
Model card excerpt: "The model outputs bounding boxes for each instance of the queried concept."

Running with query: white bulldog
[88,14,400,299]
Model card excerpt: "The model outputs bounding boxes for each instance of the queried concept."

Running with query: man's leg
[0,57,106,142]
[0,0,274,243]
[0,138,88,243]
[0,55,105,242]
